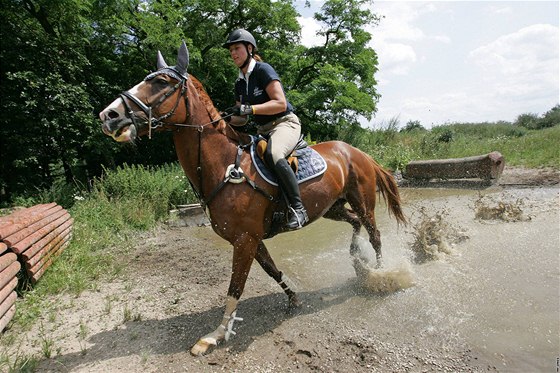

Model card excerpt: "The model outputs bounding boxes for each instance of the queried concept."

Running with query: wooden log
[0,277,18,305]
[0,203,59,239]
[29,235,70,275]
[404,151,505,181]
[0,261,21,290]
[0,291,16,320]
[10,212,70,254]
[0,242,7,255]
[0,203,49,225]
[0,252,17,273]
[25,227,71,269]
[3,209,67,248]
[0,304,16,332]
[22,219,73,261]
[31,240,71,284]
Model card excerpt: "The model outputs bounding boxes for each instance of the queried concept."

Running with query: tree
[285,0,381,141]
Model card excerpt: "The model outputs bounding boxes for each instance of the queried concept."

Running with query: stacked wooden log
[0,203,73,332]
[0,247,19,332]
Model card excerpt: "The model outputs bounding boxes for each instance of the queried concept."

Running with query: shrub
[515,112,540,129]
[432,126,454,143]
[400,120,426,132]
[539,105,560,129]
[95,163,195,220]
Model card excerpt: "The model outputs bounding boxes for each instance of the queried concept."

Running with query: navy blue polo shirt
[234,60,293,126]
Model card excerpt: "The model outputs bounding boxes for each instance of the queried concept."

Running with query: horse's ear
[176,41,189,76]
[157,51,168,70]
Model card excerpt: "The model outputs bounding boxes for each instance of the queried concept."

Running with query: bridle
[119,67,191,138]
[119,67,235,137]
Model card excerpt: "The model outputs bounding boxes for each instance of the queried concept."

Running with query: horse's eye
[153,77,169,86]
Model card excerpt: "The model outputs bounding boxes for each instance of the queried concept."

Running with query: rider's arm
[251,80,287,115]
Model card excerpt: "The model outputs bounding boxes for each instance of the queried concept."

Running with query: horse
[99,42,406,356]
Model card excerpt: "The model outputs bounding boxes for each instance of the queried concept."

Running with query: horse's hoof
[287,295,303,313]
[190,339,215,356]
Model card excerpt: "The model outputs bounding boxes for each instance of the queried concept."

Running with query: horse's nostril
[107,110,120,119]
[100,109,121,121]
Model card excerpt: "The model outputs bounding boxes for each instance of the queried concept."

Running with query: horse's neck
[172,79,240,194]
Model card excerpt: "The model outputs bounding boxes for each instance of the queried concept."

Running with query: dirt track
[1,166,559,372]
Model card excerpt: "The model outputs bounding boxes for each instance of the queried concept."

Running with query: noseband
[119,67,188,138]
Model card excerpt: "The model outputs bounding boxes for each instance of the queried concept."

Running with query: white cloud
[468,23,559,111]
[297,16,323,47]
[297,1,559,127]
[487,5,513,15]
[376,42,417,77]
[469,24,558,72]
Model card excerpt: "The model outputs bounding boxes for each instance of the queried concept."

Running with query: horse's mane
[188,75,251,144]
[188,76,224,127]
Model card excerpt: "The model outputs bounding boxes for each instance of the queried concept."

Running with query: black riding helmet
[222,29,258,52]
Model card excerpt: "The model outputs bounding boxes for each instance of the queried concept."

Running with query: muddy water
[260,187,559,371]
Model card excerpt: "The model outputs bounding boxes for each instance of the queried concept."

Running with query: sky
[294,1,559,128]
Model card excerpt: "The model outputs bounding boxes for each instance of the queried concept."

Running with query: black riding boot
[274,159,309,230]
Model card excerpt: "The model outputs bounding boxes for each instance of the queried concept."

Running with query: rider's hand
[239,104,254,116]
[222,104,253,122]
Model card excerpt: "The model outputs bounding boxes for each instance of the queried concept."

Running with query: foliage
[286,0,381,141]
[94,163,195,224]
[514,105,560,130]
[400,120,426,133]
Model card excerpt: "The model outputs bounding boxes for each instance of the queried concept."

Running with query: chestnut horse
[99,42,406,355]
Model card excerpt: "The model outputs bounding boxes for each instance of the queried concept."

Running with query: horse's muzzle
[101,119,137,142]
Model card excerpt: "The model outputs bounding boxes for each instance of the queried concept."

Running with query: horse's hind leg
[324,199,374,276]
[346,188,383,268]
[324,199,362,255]
[256,241,301,309]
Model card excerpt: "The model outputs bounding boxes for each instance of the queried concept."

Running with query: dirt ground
[1,166,558,372]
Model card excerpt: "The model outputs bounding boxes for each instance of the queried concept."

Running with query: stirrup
[286,207,309,230]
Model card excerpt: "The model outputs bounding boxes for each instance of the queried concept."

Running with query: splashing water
[409,207,469,263]
[351,235,415,293]
[473,193,530,222]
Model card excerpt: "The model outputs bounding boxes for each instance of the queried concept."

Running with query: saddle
[249,135,327,187]
[256,135,309,174]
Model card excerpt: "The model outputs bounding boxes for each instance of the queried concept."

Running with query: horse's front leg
[190,234,258,356]
[255,242,301,309]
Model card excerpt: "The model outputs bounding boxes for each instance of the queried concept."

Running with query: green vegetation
[3,163,192,334]
[357,108,560,171]
[1,0,557,369]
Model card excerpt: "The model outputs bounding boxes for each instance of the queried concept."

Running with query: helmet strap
[239,44,253,70]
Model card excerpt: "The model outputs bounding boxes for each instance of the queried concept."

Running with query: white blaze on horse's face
[99,82,145,142]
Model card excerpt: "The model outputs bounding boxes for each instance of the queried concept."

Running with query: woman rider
[222,29,308,230]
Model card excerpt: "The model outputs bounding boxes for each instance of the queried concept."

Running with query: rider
[222,28,309,230]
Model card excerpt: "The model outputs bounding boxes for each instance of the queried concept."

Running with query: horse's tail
[371,159,407,226]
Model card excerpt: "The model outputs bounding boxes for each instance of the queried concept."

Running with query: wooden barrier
[0,203,73,332]
[403,151,505,182]
[0,252,20,332]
